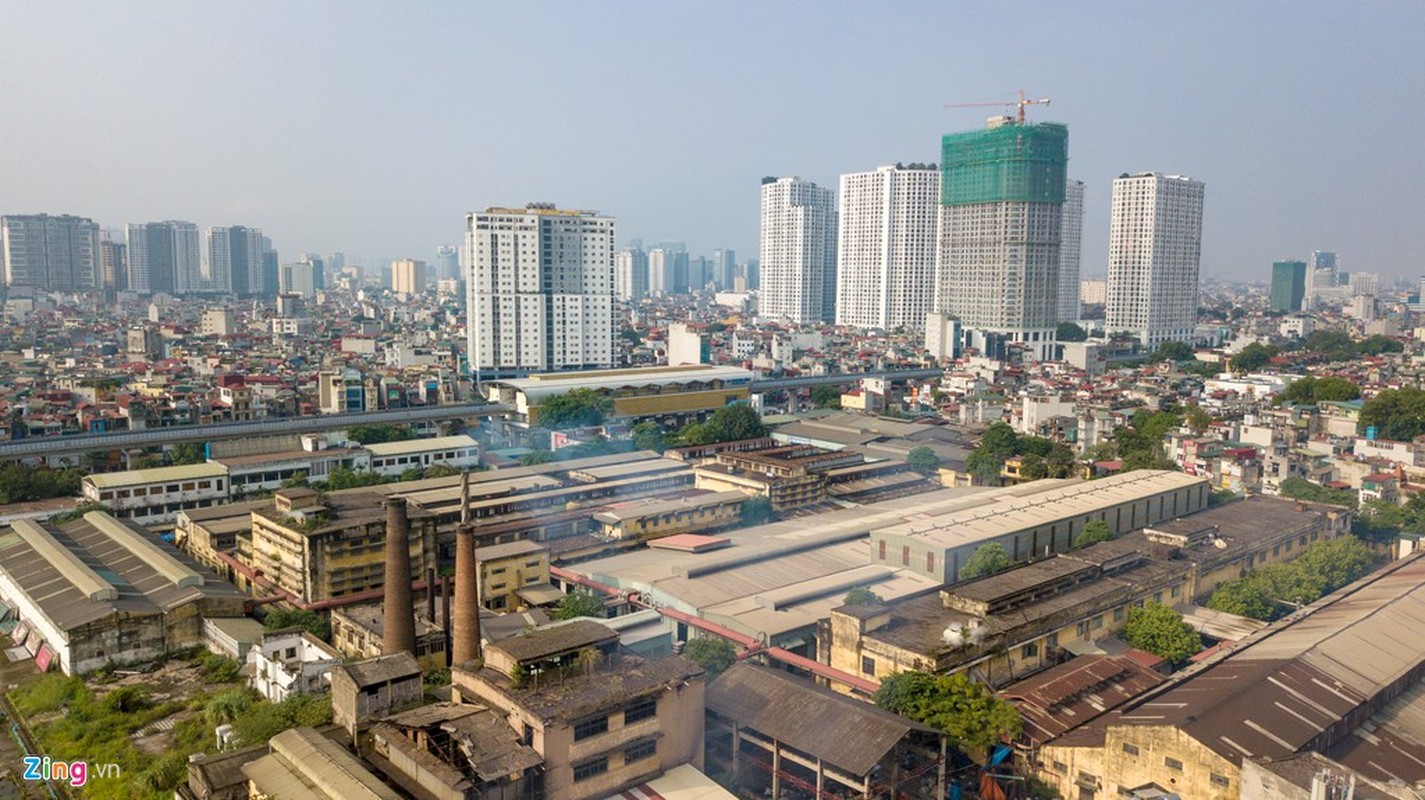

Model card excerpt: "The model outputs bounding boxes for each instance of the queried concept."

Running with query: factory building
[0,511,244,675]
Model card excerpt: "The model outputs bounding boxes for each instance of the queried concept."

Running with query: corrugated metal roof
[365,434,478,457]
[242,727,402,800]
[85,462,227,490]
[706,663,937,777]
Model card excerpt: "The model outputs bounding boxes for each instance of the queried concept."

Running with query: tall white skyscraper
[936,121,1068,360]
[835,165,940,330]
[647,247,674,297]
[759,176,837,324]
[1057,180,1085,323]
[207,226,264,296]
[615,247,648,301]
[0,214,100,293]
[1105,173,1205,346]
[435,245,459,281]
[127,221,200,295]
[465,204,615,380]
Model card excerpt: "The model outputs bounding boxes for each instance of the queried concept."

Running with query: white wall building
[81,463,231,524]
[466,204,615,381]
[128,221,202,295]
[248,628,344,703]
[834,165,940,330]
[366,434,481,478]
[1105,172,1205,346]
[207,226,264,296]
[759,177,837,324]
[1,214,101,293]
[1057,180,1085,322]
[614,247,648,302]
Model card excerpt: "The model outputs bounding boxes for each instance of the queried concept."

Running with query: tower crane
[947,89,1051,125]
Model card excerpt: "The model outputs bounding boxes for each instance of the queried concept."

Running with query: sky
[3,2,1423,282]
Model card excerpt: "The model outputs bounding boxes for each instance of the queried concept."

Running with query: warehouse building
[0,510,244,675]
[482,363,754,428]
[81,463,230,524]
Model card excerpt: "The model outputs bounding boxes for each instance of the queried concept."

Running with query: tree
[1207,575,1278,620]
[0,465,83,505]
[170,441,207,465]
[263,608,330,640]
[908,446,941,476]
[978,422,1019,459]
[1231,342,1280,372]
[232,694,332,747]
[552,589,606,620]
[958,543,1011,581]
[1300,329,1355,359]
[1358,334,1404,356]
[843,586,884,606]
[631,421,666,453]
[740,496,774,526]
[1281,376,1361,406]
[538,389,614,430]
[1056,322,1088,343]
[1150,341,1195,363]
[1114,409,1182,472]
[1278,477,1355,507]
[1122,603,1202,664]
[683,637,737,678]
[347,424,415,445]
[1291,535,1373,592]
[874,671,1022,752]
[1077,520,1113,547]
[519,450,554,466]
[702,404,769,443]
[677,422,713,447]
[424,463,459,479]
[810,385,842,409]
[321,466,388,490]
[1184,405,1213,434]
[1360,388,1425,441]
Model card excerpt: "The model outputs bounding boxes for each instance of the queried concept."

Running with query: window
[1076,621,1089,638]
[862,655,876,675]
[572,757,608,782]
[1122,743,1139,756]
[902,546,910,566]
[1210,773,1230,788]
[878,541,886,560]
[1164,757,1183,771]
[624,697,657,724]
[573,715,609,741]
[624,740,657,763]
[1051,761,1067,774]
[1113,607,1124,622]
[1171,585,1181,598]
[1021,643,1038,659]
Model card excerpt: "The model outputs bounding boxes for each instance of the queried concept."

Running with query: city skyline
[1,4,1421,281]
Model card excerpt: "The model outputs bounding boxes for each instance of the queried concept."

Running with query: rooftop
[365,434,478,457]
[334,652,422,688]
[457,651,703,722]
[487,619,619,664]
[85,462,227,489]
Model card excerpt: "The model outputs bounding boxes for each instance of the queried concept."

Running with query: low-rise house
[248,627,344,703]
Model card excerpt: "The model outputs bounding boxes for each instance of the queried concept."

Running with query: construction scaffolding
[940,122,1069,206]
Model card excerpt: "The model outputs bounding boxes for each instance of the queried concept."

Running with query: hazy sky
[3,2,1422,281]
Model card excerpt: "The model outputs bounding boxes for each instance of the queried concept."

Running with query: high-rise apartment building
[614,247,648,302]
[280,259,322,298]
[465,204,615,381]
[127,221,200,295]
[1270,260,1307,312]
[261,237,279,297]
[0,214,101,293]
[99,235,127,294]
[1105,173,1205,346]
[391,258,427,295]
[435,245,459,281]
[936,120,1068,360]
[647,248,676,297]
[835,165,940,330]
[759,177,837,324]
[208,226,264,296]
[713,248,736,290]
[1057,180,1085,322]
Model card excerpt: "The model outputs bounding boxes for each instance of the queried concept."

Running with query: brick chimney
[381,498,416,656]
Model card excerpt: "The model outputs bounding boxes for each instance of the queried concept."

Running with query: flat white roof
[86,462,228,490]
[365,434,479,457]
[491,364,754,403]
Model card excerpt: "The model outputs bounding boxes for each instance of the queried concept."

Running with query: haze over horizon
[3,2,1421,283]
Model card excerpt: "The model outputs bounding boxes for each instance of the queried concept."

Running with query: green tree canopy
[321,466,389,490]
[1122,603,1202,664]
[552,589,606,620]
[908,446,941,476]
[1231,342,1280,372]
[810,385,842,409]
[959,543,1011,581]
[843,586,884,606]
[170,441,207,465]
[1150,341,1195,363]
[874,671,1022,752]
[1280,375,1362,406]
[1077,520,1113,547]
[519,450,554,466]
[1298,329,1355,359]
[0,465,83,505]
[1056,322,1088,343]
[1360,387,1425,441]
[263,608,330,640]
[1114,409,1182,471]
[347,423,415,444]
[538,389,614,430]
[740,496,774,526]
[683,637,738,678]
[1278,477,1355,507]
[1358,334,1404,356]
[631,421,666,453]
[702,404,769,443]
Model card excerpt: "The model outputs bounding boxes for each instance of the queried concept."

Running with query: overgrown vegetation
[538,389,614,430]
[958,542,1011,582]
[1359,387,1425,441]
[1112,409,1182,471]
[740,496,774,526]
[347,423,416,444]
[1206,535,1375,621]
[677,404,769,447]
[262,608,331,640]
[810,385,842,409]
[1122,603,1202,665]
[0,464,83,504]
[552,589,606,620]
[683,637,737,678]
[965,422,1076,485]
[1278,477,1355,507]
[1076,520,1113,547]
[843,586,884,606]
[1276,375,1361,406]
[874,671,1022,752]
[908,446,941,476]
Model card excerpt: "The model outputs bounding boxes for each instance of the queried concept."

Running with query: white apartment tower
[465,204,615,381]
[614,247,648,302]
[835,165,940,330]
[1057,180,1085,322]
[127,221,201,295]
[1105,173,1205,346]
[0,214,101,293]
[207,226,264,296]
[759,177,837,324]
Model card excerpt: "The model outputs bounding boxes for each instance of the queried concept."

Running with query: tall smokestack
[426,566,436,621]
[382,498,417,655]
[452,472,483,665]
[442,574,453,667]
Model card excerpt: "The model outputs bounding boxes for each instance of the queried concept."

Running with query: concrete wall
[1038,724,1238,800]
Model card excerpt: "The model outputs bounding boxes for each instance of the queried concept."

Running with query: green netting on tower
[940,122,1069,206]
